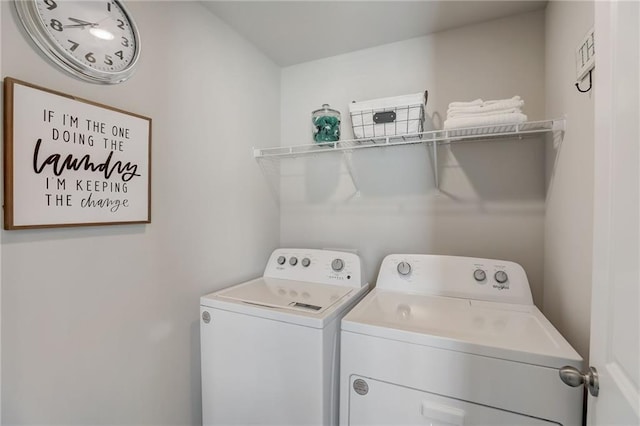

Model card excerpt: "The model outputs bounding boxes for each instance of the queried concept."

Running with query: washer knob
[495,270,508,284]
[331,258,344,272]
[473,269,486,282]
[301,258,311,267]
[277,256,286,265]
[289,256,298,266]
[397,261,412,276]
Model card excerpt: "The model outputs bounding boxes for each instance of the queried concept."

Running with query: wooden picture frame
[3,77,152,229]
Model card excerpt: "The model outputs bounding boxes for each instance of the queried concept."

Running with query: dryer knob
[331,258,344,272]
[277,256,286,265]
[495,270,509,284]
[301,258,311,267]
[473,269,487,282]
[289,256,298,266]
[397,261,412,276]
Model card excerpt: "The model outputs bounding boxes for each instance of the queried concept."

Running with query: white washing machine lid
[201,277,367,328]
[341,289,583,369]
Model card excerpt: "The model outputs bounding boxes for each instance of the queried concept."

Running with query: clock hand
[65,17,98,28]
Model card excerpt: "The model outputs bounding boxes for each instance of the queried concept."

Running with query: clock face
[15,0,140,84]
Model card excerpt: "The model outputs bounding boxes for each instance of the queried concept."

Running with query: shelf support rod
[342,151,361,198]
[432,136,439,189]
[256,158,281,207]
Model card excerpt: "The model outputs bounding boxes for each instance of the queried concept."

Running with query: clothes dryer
[201,248,368,426]
[340,254,583,425]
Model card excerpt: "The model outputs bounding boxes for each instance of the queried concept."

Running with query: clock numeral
[104,55,113,66]
[49,19,63,32]
[67,40,79,52]
[117,19,125,30]
[115,50,124,60]
[107,2,111,12]
[121,37,129,47]
[43,0,57,10]
[85,52,96,63]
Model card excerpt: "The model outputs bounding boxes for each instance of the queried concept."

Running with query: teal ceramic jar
[312,104,341,143]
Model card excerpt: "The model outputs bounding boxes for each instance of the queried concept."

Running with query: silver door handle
[559,365,599,397]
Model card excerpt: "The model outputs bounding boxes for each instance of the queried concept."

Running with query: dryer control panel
[376,254,533,305]
[264,248,365,288]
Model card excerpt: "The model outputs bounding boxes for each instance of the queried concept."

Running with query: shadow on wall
[296,145,432,202]
[291,135,546,204]
[444,137,546,201]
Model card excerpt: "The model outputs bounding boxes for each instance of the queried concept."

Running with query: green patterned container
[312,104,341,143]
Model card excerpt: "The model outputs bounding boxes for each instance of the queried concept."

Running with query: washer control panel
[377,254,533,305]
[264,248,365,288]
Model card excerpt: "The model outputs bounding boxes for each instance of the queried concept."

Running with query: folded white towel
[448,98,483,108]
[447,96,523,112]
[484,95,521,105]
[447,99,524,116]
[443,113,528,130]
[448,107,522,119]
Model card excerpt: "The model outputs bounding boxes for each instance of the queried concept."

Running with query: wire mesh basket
[349,91,427,140]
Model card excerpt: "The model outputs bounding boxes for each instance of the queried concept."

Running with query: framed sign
[3,77,151,229]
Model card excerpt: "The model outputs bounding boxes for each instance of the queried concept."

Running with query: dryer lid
[341,290,583,369]
[214,277,354,315]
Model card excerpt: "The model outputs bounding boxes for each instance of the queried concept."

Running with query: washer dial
[473,269,487,282]
[331,258,344,272]
[397,261,412,276]
[495,270,509,284]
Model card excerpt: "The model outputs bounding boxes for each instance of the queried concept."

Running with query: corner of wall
[1,1,4,422]
[543,0,595,360]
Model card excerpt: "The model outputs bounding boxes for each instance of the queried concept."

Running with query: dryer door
[347,376,559,426]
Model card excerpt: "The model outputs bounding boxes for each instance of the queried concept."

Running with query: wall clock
[14,0,141,84]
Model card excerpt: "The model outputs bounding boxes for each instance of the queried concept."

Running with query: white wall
[0,1,3,421]
[1,2,280,424]
[280,11,548,305]
[544,0,594,360]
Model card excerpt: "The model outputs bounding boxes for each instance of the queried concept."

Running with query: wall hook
[575,69,592,93]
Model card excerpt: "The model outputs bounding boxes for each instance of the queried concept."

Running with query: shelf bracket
[552,119,566,132]
[255,157,281,206]
[432,137,439,189]
[425,137,439,190]
[551,119,566,149]
[342,151,361,199]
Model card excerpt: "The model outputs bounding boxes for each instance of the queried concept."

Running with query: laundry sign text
[3,78,151,229]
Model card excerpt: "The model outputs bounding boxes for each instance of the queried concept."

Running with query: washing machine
[200,248,369,426]
[340,254,584,426]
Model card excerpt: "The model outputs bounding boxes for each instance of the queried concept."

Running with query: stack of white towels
[443,96,527,130]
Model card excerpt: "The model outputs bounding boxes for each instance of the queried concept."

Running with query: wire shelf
[253,119,565,201]
[253,119,564,160]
